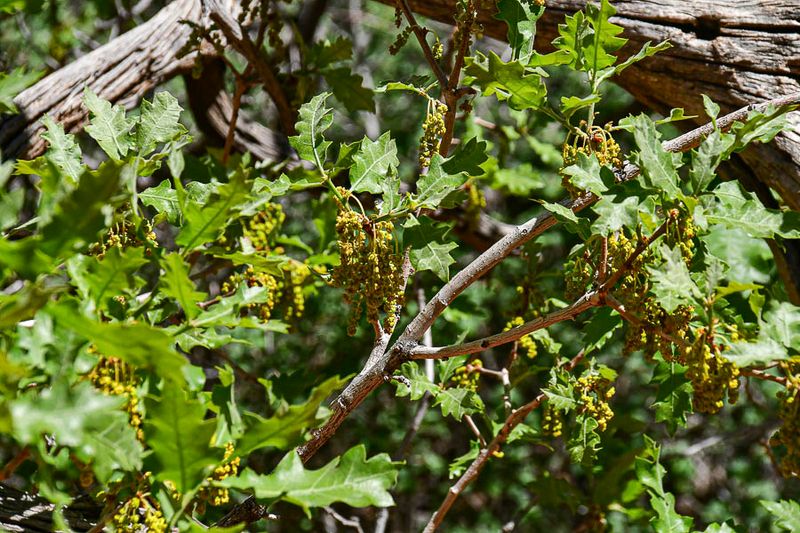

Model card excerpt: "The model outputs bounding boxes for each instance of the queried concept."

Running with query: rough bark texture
[377,0,800,209]
[0,483,97,532]
[184,58,295,162]
[0,0,202,159]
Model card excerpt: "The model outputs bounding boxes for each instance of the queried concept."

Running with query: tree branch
[292,94,800,471]
[409,291,600,360]
[422,351,585,532]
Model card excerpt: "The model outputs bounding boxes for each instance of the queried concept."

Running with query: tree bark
[0,483,97,532]
[0,0,202,159]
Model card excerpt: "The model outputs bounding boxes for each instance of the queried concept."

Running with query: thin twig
[410,291,601,360]
[324,506,365,533]
[204,0,296,134]
[0,447,30,481]
[222,71,251,164]
[464,415,487,447]
[396,0,448,88]
[422,352,585,532]
[741,368,787,386]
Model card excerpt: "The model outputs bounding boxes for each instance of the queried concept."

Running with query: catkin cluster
[87,357,143,441]
[560,123,622,197]
[464,180,486,231]
[565,230,694,360]
[90,219,158,259]
[504,316,538,359]
[541,403,563,437]
[197,442,241,509]
[332,206,405,335]
[772,360,800,477]
[576,373,616,432]
[450,359,482,391]
[112,495,167,533]
[683,331,740,414]
[222,267,281,321]
[222,260,314,323]
[242,203,285,252]
[389,7,413,55]
[418,101,447,168]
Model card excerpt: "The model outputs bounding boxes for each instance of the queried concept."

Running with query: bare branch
[422,351,585,532]
[203,0,297,134]
[410,291,601,360]
[396,0,448,88]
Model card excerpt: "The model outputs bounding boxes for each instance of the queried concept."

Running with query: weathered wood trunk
[0,483,97,532]
[0,0,201,159]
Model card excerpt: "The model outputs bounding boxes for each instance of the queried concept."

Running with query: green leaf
[495,0,545,62]
[463,52,547,111]
[41,162,122,252]
[140,179,180,223]
[237,375,349,455]
[322,68,374,113]
[162,252,206,320]
[176,167,251,251]
[410,241,458,282]
[704,181,800,239]
[649,359,692,435]
[144,387,221,493]
[0,67,42,113]
[11,380,143,483]
[560,94,601,119]
[349,132,398,194]
[724,338,787,367]
[438,355,469,384]
[379,173,405,215]
[567,415,601,465]
[553,10,589,69]
[136,92,186,156]
[689,129,735,194]
[441,137,489,176]
[591,194,642,236]
[308,37,353,68]
[761,302,800,349]
[189,284,287,331]
[760,500,800,531]
[47,300,187,381]
[583,0,626,73]
[289,93,333,168]
[490,162,543,197]
[433,386,484,419]
[66,247,147,311]
[543,381,578,412]
[414,154,467,208]
[629,114,682,199]
[40,115,83,184]
[648,245,702,312]
[560,152,608,195]
[83,87,135,161]
[224,445,398,514]
[394,362,439,401]
[635,436,693,533]
[702,94,720,120]
[541,200,591,239]
[597,40,671,84]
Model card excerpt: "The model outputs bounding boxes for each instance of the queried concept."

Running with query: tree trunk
[0,483,97,532]
[0,0,202,159]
